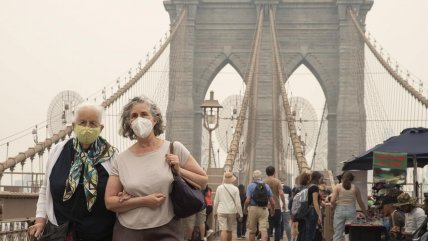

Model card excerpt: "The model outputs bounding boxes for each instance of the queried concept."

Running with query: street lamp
[201,91,223,169]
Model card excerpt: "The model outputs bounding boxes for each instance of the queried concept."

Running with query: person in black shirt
[297,171,322,241]
[237,184,248,239]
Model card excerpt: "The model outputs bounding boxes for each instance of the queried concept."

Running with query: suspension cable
[268,5,310,174]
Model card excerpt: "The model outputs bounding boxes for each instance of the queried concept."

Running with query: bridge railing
[0,218,33,241]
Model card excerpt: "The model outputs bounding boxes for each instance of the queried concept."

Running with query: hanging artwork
[373,151,407,184]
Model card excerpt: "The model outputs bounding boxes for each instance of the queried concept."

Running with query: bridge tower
[164,0,373,175]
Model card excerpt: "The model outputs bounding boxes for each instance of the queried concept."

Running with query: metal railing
[0,218,33,241]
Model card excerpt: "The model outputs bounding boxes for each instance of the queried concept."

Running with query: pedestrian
[183,209,207,241]
[28,102,118,241]
[204,185,215,238]
[214,172,243,241]
[331,171,367,241]
[244,170,275,241]
[236,184,248,239]
[104,95,208,241]
[296,171,323,241]
[291,172,310,241]
[264,166,286,241]
[281,178,292,241]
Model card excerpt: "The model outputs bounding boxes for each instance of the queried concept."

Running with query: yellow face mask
[74,125,101,144]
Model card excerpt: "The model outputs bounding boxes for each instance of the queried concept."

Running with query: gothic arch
[283,53,336,112]
[196,52,247,105]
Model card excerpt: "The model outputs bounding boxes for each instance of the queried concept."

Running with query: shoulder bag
[169,141,206,218]
[223,184,242,221]
[37,221,70,241]
[38,176,83,241]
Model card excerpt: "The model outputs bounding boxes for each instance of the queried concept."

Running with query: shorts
[183,208,207,227]
[247,206,269,234]
[217,213,236,231]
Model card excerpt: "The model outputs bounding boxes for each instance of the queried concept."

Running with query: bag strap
[169,141,179,176]
[169,141,202,190]
[223,184,238,212]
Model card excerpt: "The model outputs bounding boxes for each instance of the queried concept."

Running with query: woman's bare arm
[104,175,166,213]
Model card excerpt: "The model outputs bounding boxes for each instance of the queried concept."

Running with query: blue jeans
[268,209,282,241]
[333,205,356,241]
[281,211,291,241]
[297,207,318,241]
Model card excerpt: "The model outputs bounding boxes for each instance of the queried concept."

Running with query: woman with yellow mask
[28,102,118,241]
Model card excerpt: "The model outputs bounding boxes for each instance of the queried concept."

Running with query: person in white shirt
[214,172,243,241]
[392,192,426,239]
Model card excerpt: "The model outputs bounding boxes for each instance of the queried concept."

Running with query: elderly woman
[105,96,208,241]
[28,102,118,241]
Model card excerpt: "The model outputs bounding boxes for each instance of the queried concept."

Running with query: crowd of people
[26,95,428,241]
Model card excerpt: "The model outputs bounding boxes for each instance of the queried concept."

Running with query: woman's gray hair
[120,96,165,140]
[73,102,104,123]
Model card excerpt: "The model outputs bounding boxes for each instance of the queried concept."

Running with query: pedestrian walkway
[209,233,247,241]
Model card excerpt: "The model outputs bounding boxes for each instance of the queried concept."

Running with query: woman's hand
[317,216,322,225]
[118,190,133,203]
[28,221,45,239]
[144,193,167,209]
[165,153,180,174]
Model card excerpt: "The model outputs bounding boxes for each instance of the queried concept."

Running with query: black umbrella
[342,127,428,171]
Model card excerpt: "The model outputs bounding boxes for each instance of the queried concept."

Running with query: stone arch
[282,53,337,114]
[165,0,372,174]
[196,52,247,106]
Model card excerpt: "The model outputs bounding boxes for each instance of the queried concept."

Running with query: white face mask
[131,117,154,139]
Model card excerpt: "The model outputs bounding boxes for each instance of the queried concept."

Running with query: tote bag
[169,141,206,218]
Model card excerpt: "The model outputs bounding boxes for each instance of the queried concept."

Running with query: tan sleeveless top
[336,183,356,206]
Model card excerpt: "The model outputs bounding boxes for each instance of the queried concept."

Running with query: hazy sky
[0,1,427,156]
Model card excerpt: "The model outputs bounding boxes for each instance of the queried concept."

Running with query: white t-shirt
[213,183,243,217]
[404,207,426,234]
[111,141,189,229]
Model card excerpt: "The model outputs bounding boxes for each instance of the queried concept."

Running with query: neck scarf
[63,137,116,211]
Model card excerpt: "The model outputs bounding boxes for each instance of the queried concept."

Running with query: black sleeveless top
[49,139,115,241]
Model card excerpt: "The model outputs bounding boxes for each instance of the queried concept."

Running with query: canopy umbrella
[342,127,428,199]
[342,127,428,171]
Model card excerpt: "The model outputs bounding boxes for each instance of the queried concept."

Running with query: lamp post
[201,91,223,169]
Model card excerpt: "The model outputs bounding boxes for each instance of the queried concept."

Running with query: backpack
[251,182,269,207]
[291,184,314,220]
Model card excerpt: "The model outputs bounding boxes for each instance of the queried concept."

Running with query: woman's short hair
[73,102,104,123]
[119,96,165,139]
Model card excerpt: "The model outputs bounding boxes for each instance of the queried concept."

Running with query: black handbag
[169,141,206,218]
[38,221,70,241]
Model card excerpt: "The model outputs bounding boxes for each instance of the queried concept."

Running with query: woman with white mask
[105,95,208,241]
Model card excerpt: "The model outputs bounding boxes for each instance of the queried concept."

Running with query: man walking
[264,166,286,241]
[244,170,275,241]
